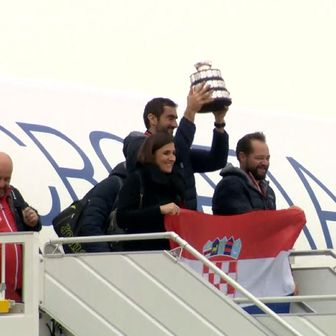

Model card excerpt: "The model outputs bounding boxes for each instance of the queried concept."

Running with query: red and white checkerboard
[202,261,237,296]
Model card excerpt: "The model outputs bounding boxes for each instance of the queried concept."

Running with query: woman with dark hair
[116,131,185,251]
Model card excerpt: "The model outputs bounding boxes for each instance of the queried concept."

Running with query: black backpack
[52,198,88,253]
[52,176,123,253]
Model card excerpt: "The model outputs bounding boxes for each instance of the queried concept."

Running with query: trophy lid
[194,61,212,71]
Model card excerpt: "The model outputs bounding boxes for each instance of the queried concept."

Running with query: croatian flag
[165,208,306,312]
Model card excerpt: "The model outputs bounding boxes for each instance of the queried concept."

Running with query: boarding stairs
[1,232,336,336]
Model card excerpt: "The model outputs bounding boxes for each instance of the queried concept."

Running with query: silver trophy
[190,61,232,113]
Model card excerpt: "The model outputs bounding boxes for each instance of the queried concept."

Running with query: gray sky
[1,0,335,117]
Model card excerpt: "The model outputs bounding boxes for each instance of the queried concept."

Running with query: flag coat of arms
[165,208,306,303]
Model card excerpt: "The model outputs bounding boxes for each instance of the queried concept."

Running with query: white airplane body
[0,77,335,256]
[1,2,336,334]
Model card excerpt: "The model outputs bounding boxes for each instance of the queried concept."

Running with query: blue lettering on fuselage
[0,123,334,249]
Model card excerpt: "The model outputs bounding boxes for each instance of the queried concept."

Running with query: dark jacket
[78,161,127,252]
[0,187,41,302]
[212,164,276,215]
[123,117,229,210]
[8,187,42,232]
[116,164,185,251]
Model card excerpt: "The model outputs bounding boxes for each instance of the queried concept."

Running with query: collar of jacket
[0,185,12,201]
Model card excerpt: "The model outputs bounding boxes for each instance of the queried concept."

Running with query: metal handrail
[234,294,336,304]
[45,232,304,336]
[290,249,336,258]
[0,243,6,300]
[290,248,336,273]
[0,232,40,329]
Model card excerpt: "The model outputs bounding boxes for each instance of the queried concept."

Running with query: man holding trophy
[123,61,231,210]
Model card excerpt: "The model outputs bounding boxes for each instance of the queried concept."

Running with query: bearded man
[212,132,276,215]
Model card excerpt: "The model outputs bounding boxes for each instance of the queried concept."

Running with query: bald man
[0,152,41,302]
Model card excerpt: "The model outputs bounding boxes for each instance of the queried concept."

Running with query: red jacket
[0,188,23,302]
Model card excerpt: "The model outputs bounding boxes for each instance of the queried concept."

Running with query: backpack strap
[135,170,144,209]
[112,175,123,209]
[106,170,144,244]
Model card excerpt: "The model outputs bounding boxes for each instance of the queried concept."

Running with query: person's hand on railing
[160,202,180,216]
[22,207,39,227]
